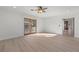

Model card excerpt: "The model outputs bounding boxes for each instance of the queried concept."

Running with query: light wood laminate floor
[0,33,79,52]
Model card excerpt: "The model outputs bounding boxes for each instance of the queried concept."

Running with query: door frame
[62,17,75,37]
[24,18,37,35]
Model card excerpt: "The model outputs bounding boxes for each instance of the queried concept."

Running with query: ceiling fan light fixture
[31,6,47,14]
[38,10,43,13]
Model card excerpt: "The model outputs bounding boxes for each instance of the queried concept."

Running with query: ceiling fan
[31,6,47,14]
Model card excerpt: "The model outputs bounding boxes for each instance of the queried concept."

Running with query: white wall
[0,10,24,40]
[42,13,79,38]
[75,15,79,38]
[37,18,44,32]
[0,9,44,40]
[42,17,63,34]
[0,8,79,40]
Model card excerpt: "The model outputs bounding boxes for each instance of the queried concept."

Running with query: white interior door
[68,18,74,36]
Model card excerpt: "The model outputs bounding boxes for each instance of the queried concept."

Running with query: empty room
[0,6,79,52]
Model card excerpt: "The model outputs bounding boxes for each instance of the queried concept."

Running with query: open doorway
[24,18,37,35]
[63,18,74,36]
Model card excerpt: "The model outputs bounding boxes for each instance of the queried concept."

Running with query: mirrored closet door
[24,18,37,35]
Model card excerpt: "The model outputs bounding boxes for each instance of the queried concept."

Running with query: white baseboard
[0,35,24,41]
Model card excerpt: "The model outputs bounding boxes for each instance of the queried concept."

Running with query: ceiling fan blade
[43,8,47,10]
[38,6,43,9]
[35,9,38,11]
[43,10,46,12]
[31,9,38,11]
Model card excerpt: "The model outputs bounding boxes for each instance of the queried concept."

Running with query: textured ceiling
[0,6,79,18]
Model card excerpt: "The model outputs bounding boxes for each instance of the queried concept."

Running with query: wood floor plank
[0,33,79,52]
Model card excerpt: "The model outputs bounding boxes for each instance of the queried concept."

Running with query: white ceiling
[0,6,79,18]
